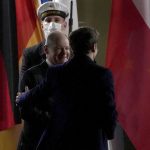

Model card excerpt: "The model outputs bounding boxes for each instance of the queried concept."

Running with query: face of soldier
[42,16,67,38]
[45,35,70,65]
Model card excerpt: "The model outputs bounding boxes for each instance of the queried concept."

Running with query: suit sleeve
[100,70,118,140]
[18,48,32,91]
[18,69,52,122]
[19,69,34,92]
[17,68,53,121]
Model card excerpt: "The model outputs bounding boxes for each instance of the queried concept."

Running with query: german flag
[0,0,19,131]
[15,0,43,65]
[0,0,43,131]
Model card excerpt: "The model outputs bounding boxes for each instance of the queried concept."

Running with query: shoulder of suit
[28,61,47,72]
[23,41,44,54]
[90,63,112,76]
[22,67,33,81]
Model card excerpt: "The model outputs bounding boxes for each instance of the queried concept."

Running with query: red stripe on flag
[106,0,150,149]
[0,52,15,130]
[15,0,37,59]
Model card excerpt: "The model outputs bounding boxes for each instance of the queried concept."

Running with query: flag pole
[69,0,73,35]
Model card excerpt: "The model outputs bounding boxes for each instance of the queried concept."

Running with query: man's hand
[16,92,23,105]
[16,86,29,105]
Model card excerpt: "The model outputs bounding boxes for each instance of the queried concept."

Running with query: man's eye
[65,47,70,51]
[55,48,61,51]
[45,19,51,23]
[55,19,60,23]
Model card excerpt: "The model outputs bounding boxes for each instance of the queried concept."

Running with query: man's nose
[61,48,68,55]
[51,19,57,23]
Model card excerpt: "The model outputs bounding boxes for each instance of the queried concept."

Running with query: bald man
[17,31,70,150]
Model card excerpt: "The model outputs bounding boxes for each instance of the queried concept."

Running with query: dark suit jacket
[17,61,50,150]
[19,41,45,91]
[18,55,117,150]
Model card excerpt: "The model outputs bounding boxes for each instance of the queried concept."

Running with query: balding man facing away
[17,27,117,150]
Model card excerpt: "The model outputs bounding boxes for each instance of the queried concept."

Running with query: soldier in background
[19,0,69,91]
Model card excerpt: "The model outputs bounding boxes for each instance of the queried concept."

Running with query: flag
[15,0,43,64]
[106,0,150,149]
[0,0,19,130]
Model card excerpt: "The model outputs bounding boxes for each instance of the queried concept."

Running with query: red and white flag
[106,0,150,149]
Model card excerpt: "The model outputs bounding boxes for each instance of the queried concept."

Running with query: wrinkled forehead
[54,35,69,45]
[47,32,68,46]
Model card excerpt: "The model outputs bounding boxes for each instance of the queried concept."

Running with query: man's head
[44,31,70,65]
[69,27,99,60]
[37,1,69,38]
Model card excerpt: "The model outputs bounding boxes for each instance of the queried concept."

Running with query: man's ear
[62,21,67,29]
[44,45,49,54]
[91,43,96,52]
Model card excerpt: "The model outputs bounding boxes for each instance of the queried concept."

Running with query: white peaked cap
[37,1,69,21]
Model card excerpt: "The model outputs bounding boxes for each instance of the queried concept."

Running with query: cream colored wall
[77,0,112,65]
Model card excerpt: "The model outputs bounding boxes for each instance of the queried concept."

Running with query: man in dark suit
[17,31,70,150]
[19,1,69,89]
[17,27,117,150]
